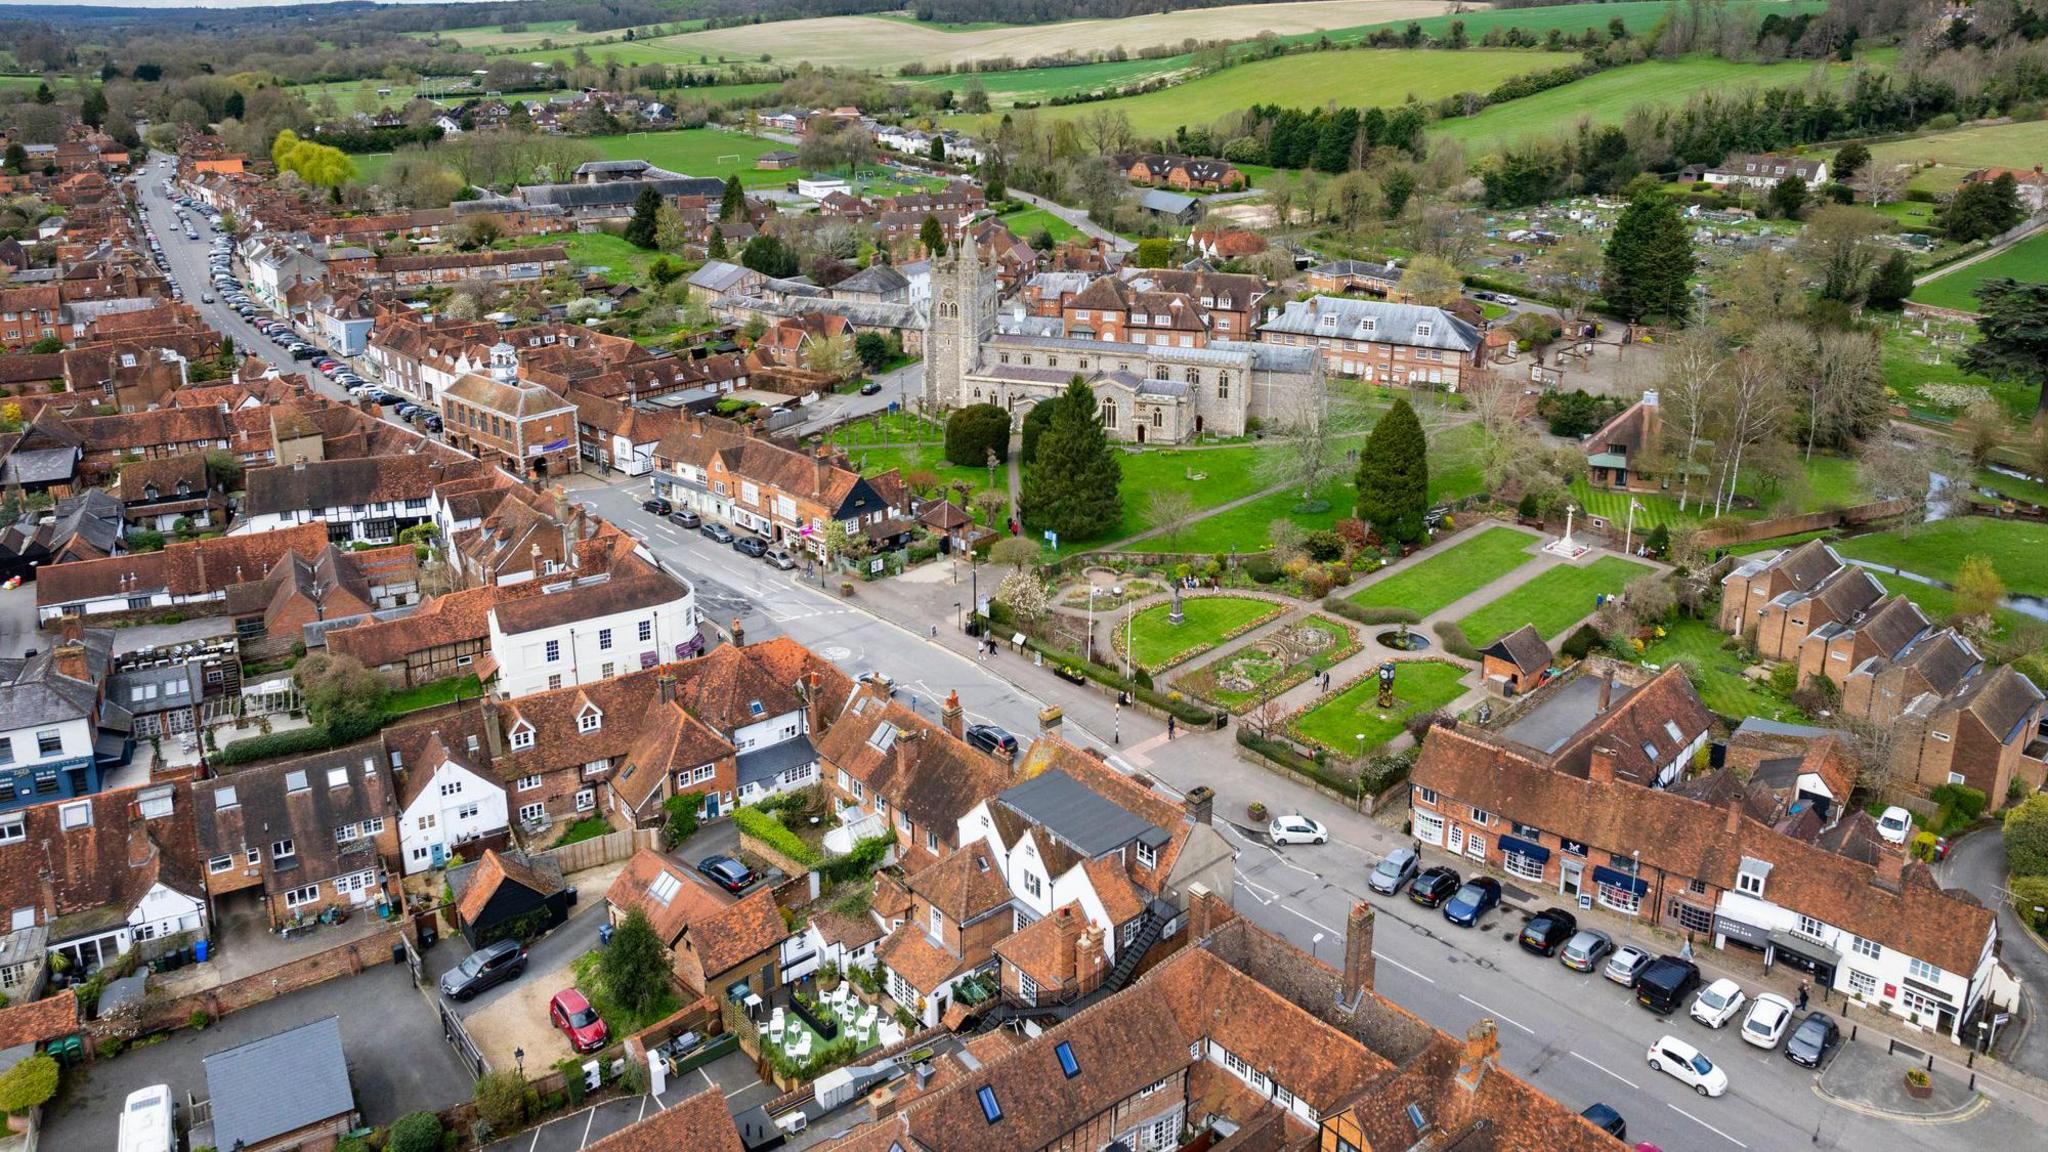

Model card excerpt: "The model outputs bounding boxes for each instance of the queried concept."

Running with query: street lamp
[1355,733,1366,761]
[514,1047,524,1077]
[1310,931,1326,964]
[1087,586,1102,663]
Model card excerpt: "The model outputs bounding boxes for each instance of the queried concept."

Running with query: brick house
[1479,623,1552,697]
[1794,594,1929,689]
[1749,564,1885,664]
[36,520,332,622]
[1841,628,1983,725]
[0,285,61,349]
[1304,258,1405,297]
[816,686,1013,876]
[604,850,789,1000]
[876,841,1018,1029]
[1118,152,1246,191]
[372,246,567,288]
[1718,539,1847,636]
[1582,390,1670,493]
[327,584,508,688]
[1892,664,2046,804]
[194,742,400,926]
[1258,296,1482,391]
[439,344,580,481]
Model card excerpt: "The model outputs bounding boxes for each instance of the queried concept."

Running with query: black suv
[966,723,1019,760]
[1517,907,1578,957]
[732,534,768,558]
[1408,866,1461,909]
[1635,955,1702,1015]
[642,497,673,516]
[439,939,527,1001]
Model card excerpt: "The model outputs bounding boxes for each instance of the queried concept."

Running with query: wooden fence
[533,827,659,875]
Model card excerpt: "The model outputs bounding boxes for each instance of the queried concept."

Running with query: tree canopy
[1602,188,1692,323]
[1962,278,2048,415]
[1355,397,1429,545]
[1021,377,1122,540]
[945,403,1010,467]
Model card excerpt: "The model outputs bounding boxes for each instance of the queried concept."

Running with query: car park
[439,939,527,1001]
[1517,907,1577,956]
[732,534,768,558]
[1560,929,1613,972]
[1740,993,1795,1050]
[763,546,797,570]
[1689,978,1747,1029]
[669,508,701,529]
[1579,1103,1625,1140]
[549,989,610,1053]
[697,853,756,893]
[701,522,735,544]
[1784,1012,1840,1068]
[1268,814,1328,846]
[1635,956,1701,1015]
[1368,847,1419,895]
[1604,946,1653,988]
[1647,1035,1727,1097]
[1442,877,1501,927]
[966,723,1020,760]
[1408,866,1461,909]
[641,497,673,516]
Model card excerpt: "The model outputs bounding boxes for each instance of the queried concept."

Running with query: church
[921,241,1325,442]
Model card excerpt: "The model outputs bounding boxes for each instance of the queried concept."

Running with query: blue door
[430,843,446,869]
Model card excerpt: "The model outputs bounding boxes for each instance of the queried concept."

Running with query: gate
[402,932,424,988]
[440,1000,491,1080]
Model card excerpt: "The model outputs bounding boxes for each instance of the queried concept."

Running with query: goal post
[716,153,742,166]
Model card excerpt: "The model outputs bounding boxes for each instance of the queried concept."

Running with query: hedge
[734,806,823,870]
[1432,620,1481,661]
[1322,597,1420,626]
[211,710,388,767]
[819,831,895,884]
[1236,728,1363,799]
[1019,635,1222,726]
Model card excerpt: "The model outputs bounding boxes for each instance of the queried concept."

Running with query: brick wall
[92,926,404,1044]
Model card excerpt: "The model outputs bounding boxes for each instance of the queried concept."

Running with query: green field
[996,205,1082,244]
[1912,231,2048,313]
[587,129,794,185]
[1870,119,2048,178]
[1641,618,1806,722]
[1124,595,1286,672]
[1176,614,1357,710]
[1834,517,2048,598]
[520,232,663,284]
[1457,556,1654,645]
[1289,658,1469,756]
[966,47,1557,138]
[404,19,585,49]
[349,152,392,186]
[1433,53,1881,150]
[916,57,1190,105]
[1350,526,1538,619]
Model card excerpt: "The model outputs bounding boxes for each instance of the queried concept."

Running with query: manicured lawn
[1570,454,1868,530]
[847,443,1000,506]
[1833,517,2048,598]
[1350,526,1538,619]
[349,152,392,186]
[1167,474,1350,554]
[1122,595,1285,672]
[1289,659,1469,757]
[1059,441,1272,547]
[1457,556,1653,645]
[996,205,1082,244]
[1640,617,1806,723]
[1569,480,1689,531]
[387,673,484,715]
[520,231,663,284]
[1913,231,2048,313]
[587,129,798,186]
[1799,455,1870,512]
[1429,421,1489,505]
[1976,468,2048,506]
[1176,614,1358,711]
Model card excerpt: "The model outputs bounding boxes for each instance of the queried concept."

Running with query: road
[782,359,923,438]
[1010,188,1134,253]
[1940,827,2048,1076]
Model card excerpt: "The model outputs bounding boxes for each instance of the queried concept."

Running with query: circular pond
[1375,629,1431,652]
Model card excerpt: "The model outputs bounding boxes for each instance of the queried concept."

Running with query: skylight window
[976,1086,1002,1124]
[215,786,238,810]
[1055,1042,1079,1078]
[649,871,681,904]
[285,770,308,793]
[749,700,766,717]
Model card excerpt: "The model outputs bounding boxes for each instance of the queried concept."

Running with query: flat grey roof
[998,768,1167,855]
[737,733,818,787]
[1499,676,1637,756]
[204,1016,354,1152]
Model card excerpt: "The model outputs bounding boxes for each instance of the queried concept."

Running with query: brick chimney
[1050,904,1083,985]
[1597,676,1613,712]
[940,690,963,740]
[52,643,89,684]
[730,617,745,648]
[804,670,829,736]
[481,697,503,758]
[1184,882,1235,939]
[1455,1020,1500,1093]
[1873,844,1905,890]
[1726,797,1743,834]
[658,673,677,705]
[1341,900,1376,1006]
[1076,922,1109,994]
[1588,744,1618,784]
[1038,705,1062,739]
[1183,785,1214,826]
[58,616,83,646]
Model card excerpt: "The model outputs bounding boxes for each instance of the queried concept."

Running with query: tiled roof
[455,847,565,927]
[1482,623,1550,675]
[605,848,724,945]
[693,887,788,976]
[0,993,78,1050]
[583,1087,743,1152]
[876,920,970,992]
[327,584,508,668]
[1939,663,2044,740]
[905,844,1011,925]
[814,689,1010,842]
[245,455,478,516]
[611,696,733,812]
[490,566,689,634]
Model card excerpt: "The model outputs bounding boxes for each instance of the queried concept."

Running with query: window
[547,675,564,691]
[1848,969,1878,998]
[362,817,384,835]
[272,838,295,861]
[285,884,321,909]
[517,774,542,792]
[1413,785,1437,806]
[1055,1041,1080,1078]
[1024,871,1043,899]
[1503,849,1543,882]
[1596,880,1642,915]
[976,1086,1002,1124]
[285,770,308,793]
[1670,900,1713,935]
[598,628,613,651]
[1100,398,1117,427]
[1853,935,1881,960]
[1735,858,1770,897]
[1908,957,1944,983]
[578,709,601,733]
[519,802,546,824]
[929,905,944,936]
[1468,806,1492,826]
[327,768,348,789]
[926,828,939,852]
[638,620,653,643]
[1511,822,1541,840]
[208,854,232,873]
[1137,842,1157,869]
[0,816,21,845]
[544,639,561,663]
[1797,913,1826,940]
[575,789,595,812]
[35,730,61,756]
[335,823,359,844]
[1465,834,1486,861]
[510,726,535,751]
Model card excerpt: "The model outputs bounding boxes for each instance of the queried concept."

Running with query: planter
[1053,665,1090,686]
[1247,802,1269,822]
[1904,1072,1933,1099]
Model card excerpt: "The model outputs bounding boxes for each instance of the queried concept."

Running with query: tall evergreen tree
[719,174,744,222]
[1866,251,1914,311]
[32,82,52,106]
[79,85,107,129]
[920,213,947,257]
[1962,278,2048,416]
[1023,376,1122,539]
[707,225,727,260]
[224,89,245,122]
[1602,186,1693,324]
[623,185,662,249]
[1355,398,1429,545]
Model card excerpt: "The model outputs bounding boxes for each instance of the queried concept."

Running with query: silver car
[1560,929,1614,972]
[1604,945,1654,988]
[1368,847,1419,895]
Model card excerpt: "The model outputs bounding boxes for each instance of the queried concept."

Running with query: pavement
[1939,827,2048,1077]
[41,962,472,1150]
[1818,1038,1983,1120]
[574,468,2048,1150]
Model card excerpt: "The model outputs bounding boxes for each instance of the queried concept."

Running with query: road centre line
[1372,951,1436,984]
[1458,993,1534,1034]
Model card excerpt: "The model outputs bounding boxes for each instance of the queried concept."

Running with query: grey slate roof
[997,768,1169,856]
[518,175,728,211]
[0,629,112,730]
[688,260,750,293]
[1260,296,1481,354]
[1137,189,1198,215]
[1,446,79,486]
[204,1016,355,1151]
[737,732,818,788]
[832,263,910,298]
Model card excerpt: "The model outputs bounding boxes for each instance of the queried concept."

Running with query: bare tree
[1654,328,1725,512]
[1812,329,1888,455]
[1254,384,1366,507]
[1712,349,1790,518]
[1463,371,1537,491]
[1859,161,1907,207]
[1840,718,1906,793]
[1077,108,1134,158]
[1147,490,1197,549]
[1542,234,1604,326]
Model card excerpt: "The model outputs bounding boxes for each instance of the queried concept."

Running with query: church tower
[924,232,994,412]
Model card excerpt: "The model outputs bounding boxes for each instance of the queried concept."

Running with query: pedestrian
[1167,715,1176,740]
[930,624,937,639]
[1797,982,1809,1011]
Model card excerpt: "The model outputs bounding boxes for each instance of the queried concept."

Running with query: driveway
[480,1051,769,1152]
[41,963,471,1150]
[784,360,923,438]
[1938,826,2048,1076]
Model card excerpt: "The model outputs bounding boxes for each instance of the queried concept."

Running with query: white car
[1268,814,1328,845]
[1689,977,1747,1028]
[1740,992,1795,1050]
[1647,1035,1728,1097]
[1877,806,1912,845]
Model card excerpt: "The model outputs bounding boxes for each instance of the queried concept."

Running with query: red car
[550,989,609,1053]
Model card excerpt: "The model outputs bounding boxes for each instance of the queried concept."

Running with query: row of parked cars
[1367,847,1842,1138]
[642,496,801,570]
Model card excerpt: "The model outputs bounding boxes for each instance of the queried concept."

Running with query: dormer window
[1415,322,1433,339]
[510,723,536,751]
[578,706,601,733]
[1319,314,1337,330]
[1736,856,1771,897]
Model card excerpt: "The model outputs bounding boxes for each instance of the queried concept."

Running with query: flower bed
[1115,595,1288,674]
[1176,615,1360,712]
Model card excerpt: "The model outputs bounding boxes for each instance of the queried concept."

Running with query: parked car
[669,508,701,529]
[1690,978,1747,1029]
[1784,1012,1840,1068]
[117,1084,176,1152]
[439,939,527,1001]
[965,723,1019,760]
[696,854,756,893]
[1635,957,1702,1015]
[857,670,895,695]
[1368,847,1419,895]
[763,546,798,570]
[642,497,673,516]
[1647,1035,1728,1097]
[701,522,735,544]
[858,380,882,396]
[1741,993,1795,1050]
[1409,866,1461,909]
[1269,814,1328,846]
[1604,945,1654,988]
[549,988,610,1053]
[1579,1103,1626,1140]
[1877,806,1912,845]
[1442,877,1502,927]
[732,533,768,558]
[1560,929,1614,973]
[1518,907,1578,956]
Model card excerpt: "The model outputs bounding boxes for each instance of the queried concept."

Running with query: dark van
[1635,956,1701,1015]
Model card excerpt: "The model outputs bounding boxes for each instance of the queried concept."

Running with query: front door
[704,792,720,819]
[1135,423,1146,444]
[1561,860,1584,899]
[430,843,446,869]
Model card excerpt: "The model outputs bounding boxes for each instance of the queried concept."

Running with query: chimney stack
[53,643,89,684]
[1341,900,1376,1006]
[1588,744,1618,785]
[1076,921,1109,994]
[1874,843,1906,889]
[1183,785,1214,826]
[1038,705,1062,740]
[940,690,963,741]
[1597,676,1613,713]
[658,674,676,705]
[482,697,503,758]
[1725,797,1743,834]
[730,617,744,648]
[1455,1020,1500,1094]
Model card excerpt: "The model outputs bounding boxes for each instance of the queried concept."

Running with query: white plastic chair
[768,1008,786,1042]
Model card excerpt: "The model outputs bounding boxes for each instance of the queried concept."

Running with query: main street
[578,480,2044,1152]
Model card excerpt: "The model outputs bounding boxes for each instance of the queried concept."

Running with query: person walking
[1167,715,1177,740]
[1797,982,1809,1011]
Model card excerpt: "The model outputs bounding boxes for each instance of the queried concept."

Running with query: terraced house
[1258,296,1483,391]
